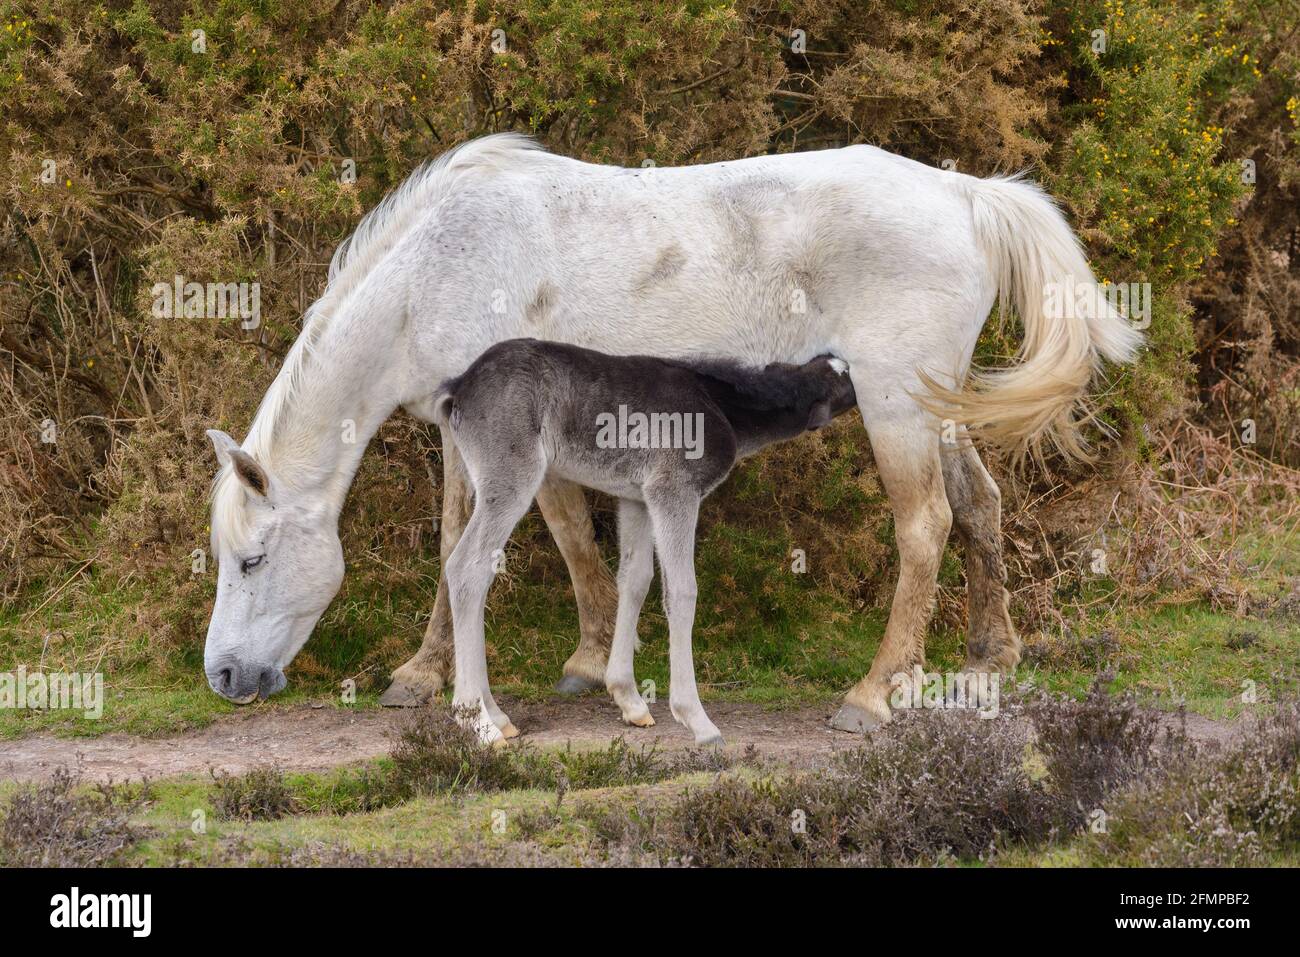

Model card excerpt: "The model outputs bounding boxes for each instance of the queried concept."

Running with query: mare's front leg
[644,488,722,747]
[605,499,656,728]
[536,478,619,694]
[381,432,472,706]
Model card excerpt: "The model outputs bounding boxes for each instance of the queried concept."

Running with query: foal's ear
[206,429,241,467]
[806,401,833,431]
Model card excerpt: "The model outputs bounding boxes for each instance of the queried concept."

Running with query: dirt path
[0,697,1246,784]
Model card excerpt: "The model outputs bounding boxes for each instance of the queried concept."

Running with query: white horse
[203,134,1140,734]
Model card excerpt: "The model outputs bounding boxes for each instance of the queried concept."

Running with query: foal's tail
[430,379,457,429]
[921,174,1143,463]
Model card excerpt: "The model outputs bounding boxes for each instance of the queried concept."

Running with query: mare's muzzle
[206,656,287,703]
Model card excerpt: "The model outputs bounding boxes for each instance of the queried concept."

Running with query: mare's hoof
[830,702,884,734]
[379,681,433,708]
[554,674,604,695]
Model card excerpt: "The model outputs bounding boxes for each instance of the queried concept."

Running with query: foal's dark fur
[436,338,856,744]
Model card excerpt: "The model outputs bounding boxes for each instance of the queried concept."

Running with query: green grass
[124,769,599,866]
[1023,601,1298,718]
[114,749,738,866]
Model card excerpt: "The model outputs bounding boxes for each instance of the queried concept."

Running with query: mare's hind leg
[832,404,953,733]
[446,459,546,744]
[941,438,1021,673]
[605,499,655,728]
[537,479,619,694]
[380,431,471,706]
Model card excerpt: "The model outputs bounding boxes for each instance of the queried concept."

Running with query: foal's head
[798,355,858,429]
[202,430,345,703]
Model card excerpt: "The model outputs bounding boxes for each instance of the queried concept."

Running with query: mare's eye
[240,555,265,573]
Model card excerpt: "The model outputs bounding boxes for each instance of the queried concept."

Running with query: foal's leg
[645,488,722,746]
[941,439,1021,673]
[382,447,618,706]
[446,467,544,744]
[536,479,619,694]
[832,408,953,733]
[605,499,655,728]
[380,431,472,706]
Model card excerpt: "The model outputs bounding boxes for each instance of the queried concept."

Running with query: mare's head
[202,430,344,703]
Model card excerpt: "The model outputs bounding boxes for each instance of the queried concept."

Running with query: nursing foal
[435,338,856,745]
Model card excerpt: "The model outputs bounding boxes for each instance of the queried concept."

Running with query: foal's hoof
[554,673,604,695]
[695,733,725,749]
[500,722,520,739]
[379,681,434,708]
[623,712,656,728]
[830,702,885,734]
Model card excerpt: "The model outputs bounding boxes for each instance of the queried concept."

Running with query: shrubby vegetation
[1,1,1295,704]
[7,688,1295,866]
[577,690,1300,867]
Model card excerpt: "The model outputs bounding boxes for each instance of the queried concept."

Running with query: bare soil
[0,697,1246,785]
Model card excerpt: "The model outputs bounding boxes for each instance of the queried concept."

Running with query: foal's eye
[240,555,265,573]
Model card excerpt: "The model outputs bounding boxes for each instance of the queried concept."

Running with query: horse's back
[400,141,990,379]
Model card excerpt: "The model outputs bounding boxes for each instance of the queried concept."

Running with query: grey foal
[434,338,857,745]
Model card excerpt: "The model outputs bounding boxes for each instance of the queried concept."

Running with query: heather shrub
[581,709,1063,867]
[0,768,143,866]
[385,704,734,800]
[209,766,298,822]
[1027,676,1190,824]
[1086,704,1300,866]
[576,685,1245,867]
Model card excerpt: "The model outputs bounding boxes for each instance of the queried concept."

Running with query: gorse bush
[0,1,1294,698]
[1043,0,1255,443]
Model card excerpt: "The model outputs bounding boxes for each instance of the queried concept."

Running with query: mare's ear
[228,449,271,498]
[806,401,832,431]
[207,429,271,498]
[206,429,241,467]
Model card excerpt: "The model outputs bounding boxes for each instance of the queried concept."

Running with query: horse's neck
[258,303,405,517]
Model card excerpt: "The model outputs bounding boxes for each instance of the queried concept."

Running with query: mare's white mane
[210,134,548,550]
